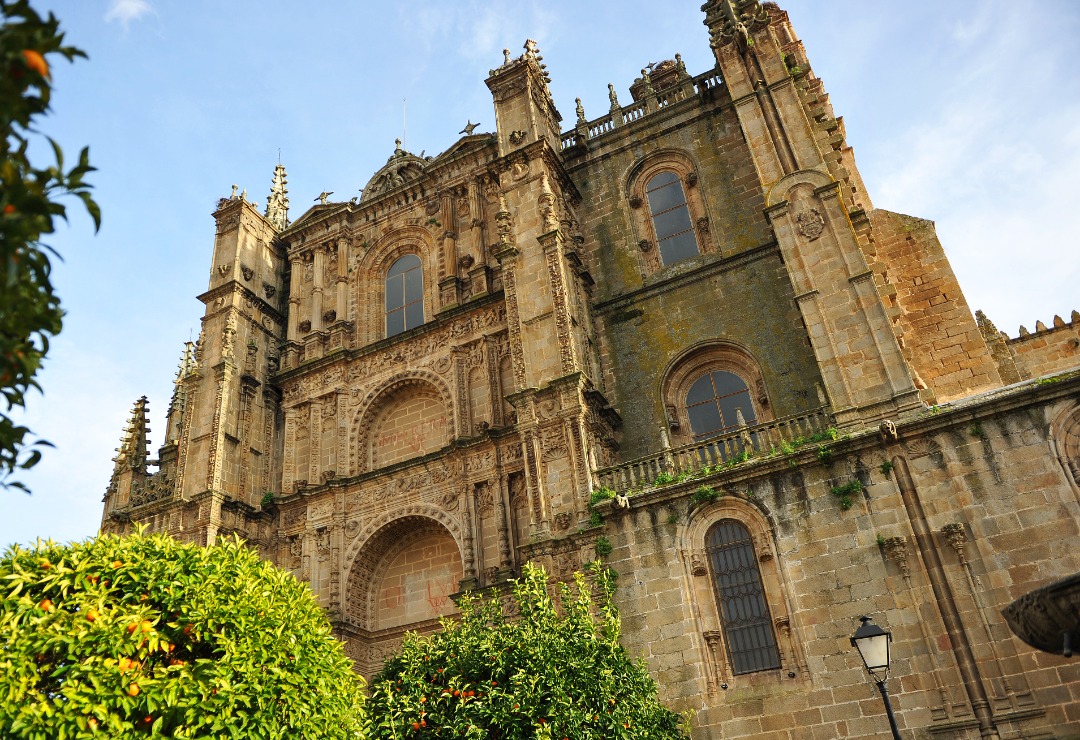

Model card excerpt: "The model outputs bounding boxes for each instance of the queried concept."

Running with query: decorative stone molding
[883,536,910,575]
[941,522,968,563]
[795,207,825,241]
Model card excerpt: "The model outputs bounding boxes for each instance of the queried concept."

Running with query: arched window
[686,370,756,440]
[646,172,699,265]
[385,254,423,337]
[706,519,781,675]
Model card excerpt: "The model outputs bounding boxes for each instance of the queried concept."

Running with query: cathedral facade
[100,2,1080,737]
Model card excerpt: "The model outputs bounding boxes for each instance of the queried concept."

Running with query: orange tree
[367,562,687,739]
[0,532,366,738]
[1,0,98,492]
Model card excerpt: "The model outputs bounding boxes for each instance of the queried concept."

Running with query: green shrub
[830,480,863,511]
[588,487,616,507]
[594,536,614,558]
[0,532,365,738]
[367,562,686,739]
[653,471,676,486]
[692,485,719,505]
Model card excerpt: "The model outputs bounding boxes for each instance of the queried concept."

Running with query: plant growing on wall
[1,1,99,492]
[0,532,365,738]
[830,480,863,510]
[367,562,687,739]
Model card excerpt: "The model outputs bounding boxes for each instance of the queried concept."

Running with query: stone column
[312,245,326,332]
[335,237,349,321]
[287,256,301,340]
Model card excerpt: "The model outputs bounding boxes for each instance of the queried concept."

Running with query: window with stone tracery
[627,151,710,276]
[706,519,781,675]
[646,171,699,265]
[385,254,423,337]
[686,370,757,440]
[663,343,770,447]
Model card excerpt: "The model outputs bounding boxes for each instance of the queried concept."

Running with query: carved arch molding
[349,371,456,474]
[1050,402,1080,503]
[661,340,772,445]
[343,509,463,632]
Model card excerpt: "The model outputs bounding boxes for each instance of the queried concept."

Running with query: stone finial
[503,48,511,65]
[1036,320,1048,332]
[974,309,999,339]
[1053,315,1066,328]
[1019,325,1030,337]
[1072,310,1080,324]
[608,83,620,112]
[675,53,688,78]
[575,98,586,125]
[230,184,238,200]
[640,68,655,96]
[265,162,290,231]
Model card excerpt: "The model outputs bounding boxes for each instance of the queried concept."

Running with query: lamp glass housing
[851,616,892,683]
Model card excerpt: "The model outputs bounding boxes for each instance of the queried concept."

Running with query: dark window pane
[659,230,699,264]
[652,206,693,240]
[388,253,421,278]
[386,308,405,337]
[404,265,423,303]
[706,520,781,675]
[385,275,404,310]
[686,376,715,406]
[711,371,748,398]
[647,181,686,215]
[688,402,723,438]
[405,300,424,331]
[646,171,679,191]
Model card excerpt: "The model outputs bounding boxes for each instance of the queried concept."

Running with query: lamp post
[851,615,902,740]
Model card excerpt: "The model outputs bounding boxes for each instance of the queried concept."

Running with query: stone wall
[600,380,1080,739]
[868,209,1002,402]
[1008,312,1080,380]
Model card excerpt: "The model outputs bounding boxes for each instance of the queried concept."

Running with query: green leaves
[367,562,685,739]
[1,1,100,492]
[0,533,366,738]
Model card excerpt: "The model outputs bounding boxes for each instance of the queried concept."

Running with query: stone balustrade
[561,69,725,152]
[594,407,835,493]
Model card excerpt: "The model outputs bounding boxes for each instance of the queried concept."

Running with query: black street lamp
[851,615,902,739]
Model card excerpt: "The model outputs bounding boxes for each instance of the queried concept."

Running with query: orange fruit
[39,599,54,612]
[86,609,99,622]
[126,623,138,634]
[88,718,98,730]
[112,561,122,568]
[40,560,51,570]
[126,683,140,697]
[21,50,48,77]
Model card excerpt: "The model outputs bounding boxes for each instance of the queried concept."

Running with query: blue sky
[4,0,1078,549]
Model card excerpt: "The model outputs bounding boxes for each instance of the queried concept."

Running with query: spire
[165,342,196,443]
[265,162,290,230]
[114,396,151,472]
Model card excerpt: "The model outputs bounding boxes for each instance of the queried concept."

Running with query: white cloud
[104,0,153,28]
